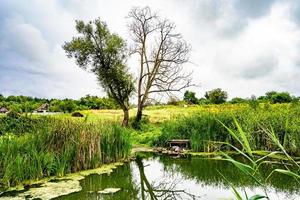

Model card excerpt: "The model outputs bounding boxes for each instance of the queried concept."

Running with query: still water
[55,153,300,200]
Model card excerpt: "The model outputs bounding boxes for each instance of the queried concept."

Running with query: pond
[53,153,300,200]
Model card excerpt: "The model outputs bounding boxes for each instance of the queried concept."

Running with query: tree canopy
[63,19,135,126]
[183,90,198,104]
[205,88,228,104]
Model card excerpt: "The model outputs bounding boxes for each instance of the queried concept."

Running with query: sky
[1,0,300,100]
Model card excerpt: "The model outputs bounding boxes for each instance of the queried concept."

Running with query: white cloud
[0,0,300,100]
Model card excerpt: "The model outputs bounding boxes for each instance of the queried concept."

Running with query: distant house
[36,103,49,113]
[0,107,8,114]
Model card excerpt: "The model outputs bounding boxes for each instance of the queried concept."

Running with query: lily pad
[0,162,124,200]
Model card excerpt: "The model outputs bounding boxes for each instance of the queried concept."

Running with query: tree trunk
[136,105,143,123]
[122,108,129,127]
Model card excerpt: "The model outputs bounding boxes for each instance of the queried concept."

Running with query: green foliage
[265,91,277,99]
[248,97,259,110]
[130,115,151,130]
[0,114,46,136]
[270,92,293,104]
[261,91,294,104]
[58,99,76,113]
[230,97,247,104]
[0,94,119,113]
[183,90,198,104]
[0,118,132,187]
[167,96,181,106]
[79,95,118,109]
[156,104,300,155]
[205,88,228,104]
[198,98,210,105]
[63,18,135,125]
[219,118,300,200]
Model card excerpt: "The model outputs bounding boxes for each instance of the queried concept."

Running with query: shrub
[204,88,228,104]
[71,112,84,117]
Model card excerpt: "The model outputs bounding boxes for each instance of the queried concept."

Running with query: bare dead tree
[128,7,192,123]
[135,156,202,200]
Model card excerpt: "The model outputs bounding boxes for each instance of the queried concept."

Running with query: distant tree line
[177,89,299,105]
[0,94,119,113]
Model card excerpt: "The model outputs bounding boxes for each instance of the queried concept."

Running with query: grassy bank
[1,103,300,188]
[154,103,300,155]
[0,117,131,188]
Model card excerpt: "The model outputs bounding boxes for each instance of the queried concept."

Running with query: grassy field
[55,104,249,123]
[1,103,300,188]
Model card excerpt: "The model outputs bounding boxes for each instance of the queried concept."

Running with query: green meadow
[0,102,300,200]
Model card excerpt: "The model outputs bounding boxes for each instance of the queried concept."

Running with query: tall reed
[156,104,300,155]
[0,118,131,187]
[219,118,300,200]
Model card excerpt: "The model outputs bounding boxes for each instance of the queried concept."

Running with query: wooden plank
[169,139,189,142]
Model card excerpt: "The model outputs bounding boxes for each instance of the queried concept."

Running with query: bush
[204,88,228,104]
[71,112,84,117]
[270,92,292,104]
[0,114,46,136]
[183,90,198,104]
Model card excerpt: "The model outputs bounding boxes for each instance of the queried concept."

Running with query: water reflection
[55,153,300,200]
[136,155,202,199]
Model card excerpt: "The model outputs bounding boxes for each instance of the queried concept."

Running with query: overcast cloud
[1,0,300,99]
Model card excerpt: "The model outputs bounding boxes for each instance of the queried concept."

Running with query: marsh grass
[156,104,300,155]
[0,118,131,188]
[219,118,300,200]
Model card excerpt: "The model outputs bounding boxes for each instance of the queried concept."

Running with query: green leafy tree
[198,98,210,105]
[183,90,198,104]
[265,91,277,100]
[63,19,135,126]
[270,92,292,104]
[59,99,77,113]
[230,97,246,104]
[204,88,228,104]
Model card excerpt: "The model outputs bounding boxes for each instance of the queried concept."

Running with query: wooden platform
[168,139,190,149]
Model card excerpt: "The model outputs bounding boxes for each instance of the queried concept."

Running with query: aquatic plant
[219,119,300,200]
[0,119,131,187]
[156,104,300,155]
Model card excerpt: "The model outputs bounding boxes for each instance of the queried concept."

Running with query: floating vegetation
[0,162,124,200]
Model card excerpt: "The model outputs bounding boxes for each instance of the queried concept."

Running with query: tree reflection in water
[53,153,299,200]
[136,155,202,200]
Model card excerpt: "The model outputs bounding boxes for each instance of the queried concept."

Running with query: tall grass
[0,118,131,187]
[155,104,300,155]
[219,118,300,200]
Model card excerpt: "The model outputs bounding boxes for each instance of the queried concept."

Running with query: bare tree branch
[128,7,193,122]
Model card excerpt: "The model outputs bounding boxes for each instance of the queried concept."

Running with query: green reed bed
[156,104,300,155]
[0,117,131,188]
[218,116,300,200]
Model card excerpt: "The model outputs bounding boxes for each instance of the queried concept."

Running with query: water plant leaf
[218,118,253,157]
[216,141,255,166]
[263,126,300,168]
[266,169,300,182]
[221,152,262,186]
[217,170,243,200]
[233,118,253,157]
[248,194,268,200]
